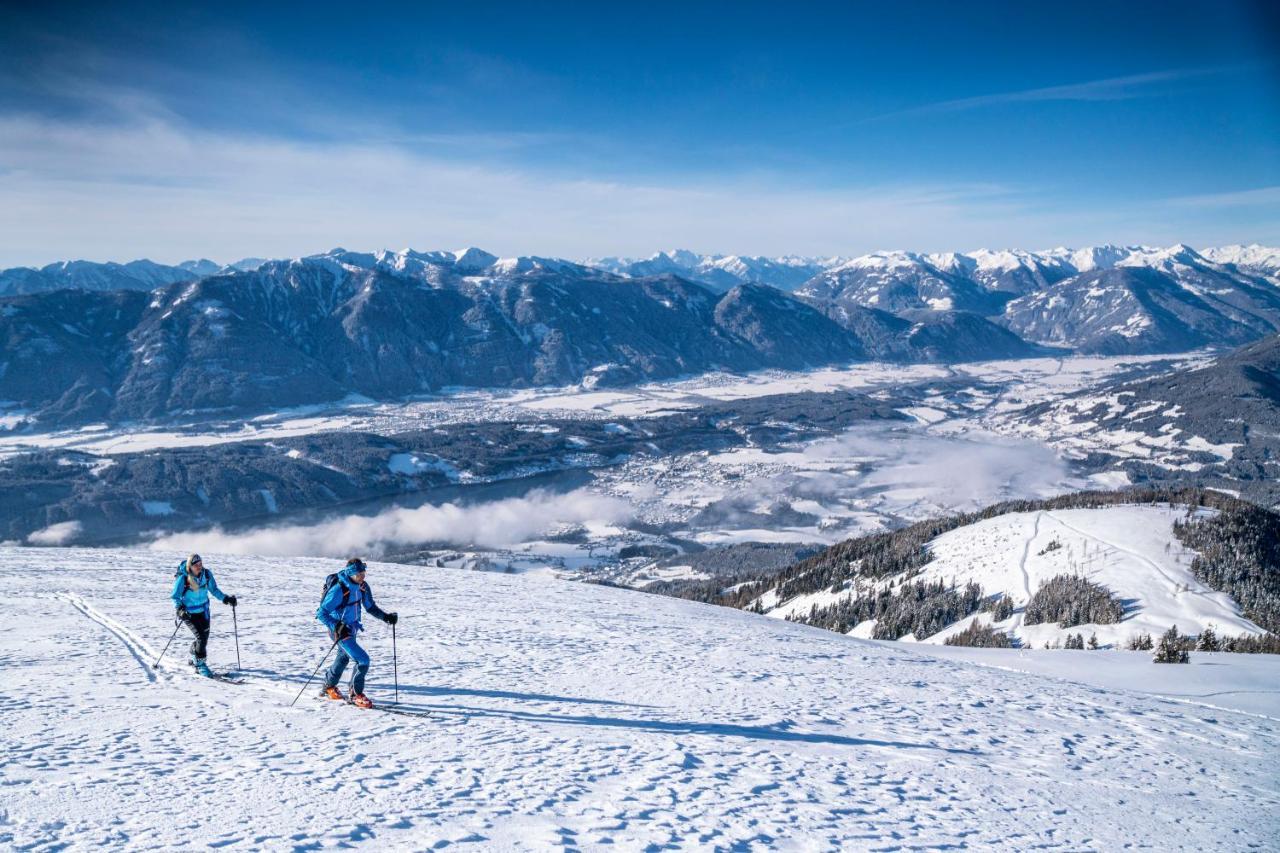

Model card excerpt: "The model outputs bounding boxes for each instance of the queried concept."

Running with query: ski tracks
[1045,511,1215,601]
[1011,511,1041,627]
[54,591,160,682]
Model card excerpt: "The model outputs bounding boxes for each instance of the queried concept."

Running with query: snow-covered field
[3,546,1277,850]
[763,504,1267,647]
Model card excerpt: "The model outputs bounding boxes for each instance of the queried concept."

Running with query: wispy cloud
[0,106,1065,265]
[869,66,1235,121]
[1165,185,1280,208]
[0,72,1269,265]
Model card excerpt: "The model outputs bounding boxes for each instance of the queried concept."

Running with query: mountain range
[1,243,1278,427]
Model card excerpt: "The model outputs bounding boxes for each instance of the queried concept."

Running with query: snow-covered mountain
[0,248,1048,427]
[6,545,1277,849]
[586,249,846,292]
[1008,333,1280,494]
[1203,243,1280,280]
[0,256,273,296]
[0,258,197,296]
[795,251,1009,314]
[3,242,1278,427]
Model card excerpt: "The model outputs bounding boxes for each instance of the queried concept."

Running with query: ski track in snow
[1043,511,1213,602]
[1012,511,1042,629]
[3,546,1279,850]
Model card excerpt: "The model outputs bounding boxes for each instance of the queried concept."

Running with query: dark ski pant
[179,610,211,660]
[325,636,370,694]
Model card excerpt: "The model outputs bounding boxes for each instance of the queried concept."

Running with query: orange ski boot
[350,693,374,709]
[321,685,346,701]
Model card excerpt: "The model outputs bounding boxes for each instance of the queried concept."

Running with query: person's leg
[324,643,350,688]
[182,611,210,660]
[193,612,210,660]
[342,639,371,694]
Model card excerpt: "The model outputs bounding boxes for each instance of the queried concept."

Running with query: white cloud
[28,520,83,545]
[1165,185,1280,208]
[1,94,1272,266]
[872,66,1234,120]
[0,110,1089,267]
[146,488,632,558]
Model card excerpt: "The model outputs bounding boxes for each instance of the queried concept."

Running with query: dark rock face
[898,311,1050,362]
[0,289,150,422]
[711,284,866,367]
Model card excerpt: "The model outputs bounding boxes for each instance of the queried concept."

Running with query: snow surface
[766,505,1266,648]
[909,643,1280,719]
[5,546,1278,850]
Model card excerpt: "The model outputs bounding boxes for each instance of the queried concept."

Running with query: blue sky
[0,1,1277,265]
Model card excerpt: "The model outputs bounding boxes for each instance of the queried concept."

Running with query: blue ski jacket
[316,565,388,636]
[171,560,229,614]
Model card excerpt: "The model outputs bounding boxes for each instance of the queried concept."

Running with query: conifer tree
[1154,625,1190,663]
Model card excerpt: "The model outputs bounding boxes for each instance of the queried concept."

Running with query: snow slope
[3,546,1278,850]
[909,643,1280,718]
[766,505,1267,648]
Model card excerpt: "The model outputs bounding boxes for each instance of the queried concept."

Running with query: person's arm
[206,569,228,604]
[362,583,391,623]
[171,574,186,609]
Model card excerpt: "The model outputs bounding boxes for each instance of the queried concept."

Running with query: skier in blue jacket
[316,558,397,708]
[171,553,238,677]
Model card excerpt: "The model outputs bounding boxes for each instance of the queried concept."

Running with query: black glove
[225,595,238,607]
[385,612,398,626]
[333,624,351,641]
[175,606,188,621]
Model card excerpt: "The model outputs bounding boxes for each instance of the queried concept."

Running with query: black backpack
[321,571,370,608]
[321,573,353,609]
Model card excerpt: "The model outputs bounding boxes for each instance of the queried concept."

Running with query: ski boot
[350,693,374,709]
[192,656,213,678]
[320,685,346,701]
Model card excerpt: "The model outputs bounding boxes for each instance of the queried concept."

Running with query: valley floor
[2,547,1277,850]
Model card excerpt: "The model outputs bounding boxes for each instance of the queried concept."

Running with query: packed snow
[3,546,1277,850]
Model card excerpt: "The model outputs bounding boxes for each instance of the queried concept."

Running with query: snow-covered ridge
[5,545,1278,848]
[1203,243,1280,271]
[5,243,1277,299]
[585,243,1280,290]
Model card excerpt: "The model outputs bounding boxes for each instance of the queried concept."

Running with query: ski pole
[290,638,340,708]
[392,621,399,705]
[153,620,182,670]
[232,604,242,671]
